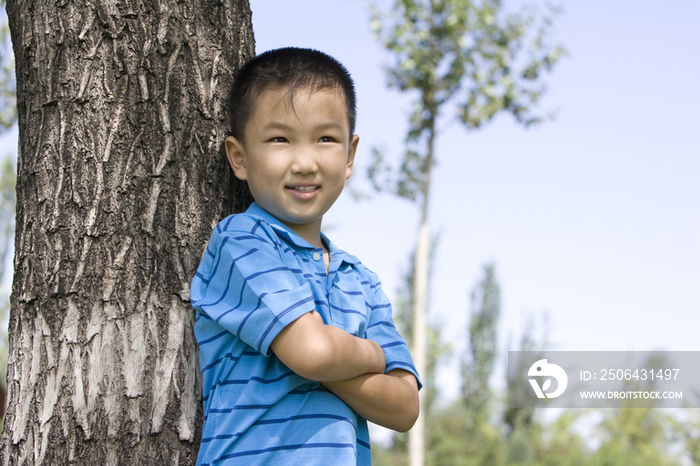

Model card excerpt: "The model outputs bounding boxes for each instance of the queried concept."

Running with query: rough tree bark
[0,0,254,463]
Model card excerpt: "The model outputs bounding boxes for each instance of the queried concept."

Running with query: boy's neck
[279,217,325,250]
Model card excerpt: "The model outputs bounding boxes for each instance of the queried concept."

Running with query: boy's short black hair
[228,47,357,141]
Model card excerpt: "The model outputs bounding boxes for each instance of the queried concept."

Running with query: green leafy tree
[587,355,680,466]
[535,412,587,466]
[420,263,503,466]
[504,316,541,435]
[368,2,565,463]
[425,401,503,466]
[462,263,500,427]
[590,407,676,466]
[374,271,685,466]
[675,410,700,466]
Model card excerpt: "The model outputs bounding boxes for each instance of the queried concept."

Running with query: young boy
[190,47,421,466]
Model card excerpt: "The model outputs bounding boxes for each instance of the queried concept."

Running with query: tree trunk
[408,111,435,466]
[0,0,254,462]
[408,222,428,466]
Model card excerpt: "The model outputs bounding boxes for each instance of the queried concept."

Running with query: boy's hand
[271,311,385,382]
[322,369,419,432]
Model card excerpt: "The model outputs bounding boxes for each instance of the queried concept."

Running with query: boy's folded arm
[321,369,419,433]
[270,311,385,382]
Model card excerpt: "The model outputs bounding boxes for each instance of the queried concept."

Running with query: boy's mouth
[286,184,320,200]
[287,185,319,192]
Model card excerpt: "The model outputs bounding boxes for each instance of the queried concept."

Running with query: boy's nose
[290,148,318,174]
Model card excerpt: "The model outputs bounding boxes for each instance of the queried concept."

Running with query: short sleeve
[191,230,315,356]
[364,276,423,390]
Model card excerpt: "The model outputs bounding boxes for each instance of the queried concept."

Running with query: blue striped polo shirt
[191,203,420,466]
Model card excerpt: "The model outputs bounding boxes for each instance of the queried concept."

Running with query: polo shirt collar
[245,203,360,265]
[322,232,360,265]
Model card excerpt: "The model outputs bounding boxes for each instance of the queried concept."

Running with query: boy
[191,47,420,466]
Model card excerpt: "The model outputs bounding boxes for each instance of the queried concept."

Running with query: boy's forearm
[321,369,419,432]
[271,311,385,382]
[314,323,386,381]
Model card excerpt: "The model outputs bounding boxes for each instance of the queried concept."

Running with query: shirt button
[312,252,321,261]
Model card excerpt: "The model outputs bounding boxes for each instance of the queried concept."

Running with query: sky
[249,0,700,404]
[0,0,698,424]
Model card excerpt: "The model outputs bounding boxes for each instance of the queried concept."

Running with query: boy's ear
[345,134,359,180]
[225,136,247,180]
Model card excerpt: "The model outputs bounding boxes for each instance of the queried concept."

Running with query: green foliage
[535,412,587,466]
[426,401,503,466]
[504,316,541,433]
[590,364,679,466]
[462,263,500,425]
[371,264,692,466]
[675,410,700,466]
[0,0,16,131]
[368,0,566,202]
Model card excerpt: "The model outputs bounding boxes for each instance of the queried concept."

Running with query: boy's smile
[225,87,359,248]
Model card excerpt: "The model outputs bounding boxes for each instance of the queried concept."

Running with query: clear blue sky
[250,0,700,403]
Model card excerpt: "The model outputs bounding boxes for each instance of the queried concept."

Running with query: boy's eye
[270,137,289,143]
[319,136,336,143]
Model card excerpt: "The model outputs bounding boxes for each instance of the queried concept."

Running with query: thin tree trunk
[409,117,436,466]
[408,221,428,466]
[0,0,254,463]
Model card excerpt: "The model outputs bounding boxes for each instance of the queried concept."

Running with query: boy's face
[225,87,359,242]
